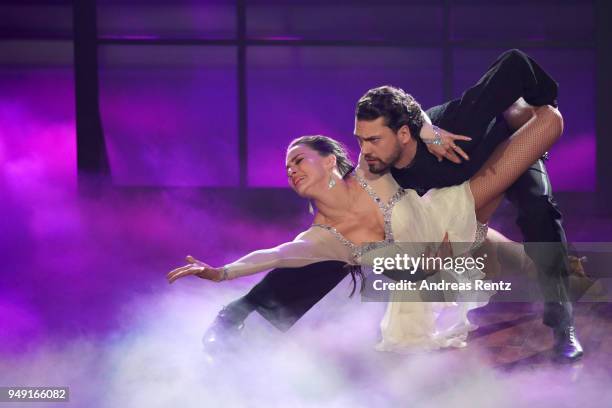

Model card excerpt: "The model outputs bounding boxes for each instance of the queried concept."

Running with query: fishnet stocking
[470,106,563,223]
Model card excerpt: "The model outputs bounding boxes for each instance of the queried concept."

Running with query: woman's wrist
[220,265,231,281]
[420,122,442,145]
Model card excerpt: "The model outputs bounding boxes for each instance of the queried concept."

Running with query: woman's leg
[476,194,504,224]
[470,105,563,222]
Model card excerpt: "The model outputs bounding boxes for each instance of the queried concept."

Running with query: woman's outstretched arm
[469,105,563,223]
[167,227,351,283]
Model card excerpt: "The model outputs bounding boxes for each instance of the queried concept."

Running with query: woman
[168,104,563,351]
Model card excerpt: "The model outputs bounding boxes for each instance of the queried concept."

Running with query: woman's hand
[422,233,453,276]
[167,255,225,283]
[421,123,471,163]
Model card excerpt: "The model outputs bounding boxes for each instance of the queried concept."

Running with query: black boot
[553,326,584,362]
[202,299,253,356]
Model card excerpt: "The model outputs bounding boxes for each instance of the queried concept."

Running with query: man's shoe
[202,306,245,356]
[553,326,584,362]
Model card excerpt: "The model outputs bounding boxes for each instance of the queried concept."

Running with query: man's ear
[397,124,412,144]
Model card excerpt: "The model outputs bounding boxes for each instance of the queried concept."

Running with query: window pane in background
[99,45,238,186]
[452,48,595,192]
[247,46,443,187]
[247,1,444,42]
[0,3,72,38]
[0,40,76,186]
[97,0,236,40]
[450,1,594,42]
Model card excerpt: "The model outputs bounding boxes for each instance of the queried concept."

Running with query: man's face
[354,117,403,174]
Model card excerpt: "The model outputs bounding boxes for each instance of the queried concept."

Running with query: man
[205,49,583,362]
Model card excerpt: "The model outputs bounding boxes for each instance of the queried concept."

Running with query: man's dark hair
[355,85,424,138]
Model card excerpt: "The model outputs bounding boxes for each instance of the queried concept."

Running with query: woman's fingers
[168,265,191,278]
[429,144,465,163]
[186,255,210,268]
[454,135,472,141]
[171,268,199,283]
[448,134,472,143]
[167,264,200,283]
[445,150,462,164]
[451,144,470,161]
[186,255,203,265]
[168,258,220,284]
[448,134,470,160]
[167,267,188,283]
[442,131,471,159]
[434,131,471,162]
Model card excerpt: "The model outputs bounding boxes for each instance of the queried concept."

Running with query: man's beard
[365,148,402,174]
[366,159,391,174]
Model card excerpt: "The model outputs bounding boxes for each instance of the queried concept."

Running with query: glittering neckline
[312,172,406,263]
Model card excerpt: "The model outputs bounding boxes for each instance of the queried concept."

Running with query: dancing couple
[168,49,583,361]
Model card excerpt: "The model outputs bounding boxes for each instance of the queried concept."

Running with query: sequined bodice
[312,172,488,264]
[313,173,406,263]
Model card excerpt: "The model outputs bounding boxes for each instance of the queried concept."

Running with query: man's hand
[421,123,471,163]
[167,255,224,283]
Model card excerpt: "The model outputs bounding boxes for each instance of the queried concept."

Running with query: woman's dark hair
[289,135,355,179]
[345,265,366,297]
[289,135,364,295]
[355,85,424,138]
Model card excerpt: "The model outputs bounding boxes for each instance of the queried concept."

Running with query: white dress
[224,158,491,353]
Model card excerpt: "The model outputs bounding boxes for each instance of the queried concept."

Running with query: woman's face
[285,144,334,197]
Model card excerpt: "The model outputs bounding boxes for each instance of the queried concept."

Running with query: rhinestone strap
[354,173,406,243]
[470,222,489,251]
[354,173,386,212]
[353,241,391,264]
[385,188,407,241]
[312,223,359,263]
[312,174,407,262]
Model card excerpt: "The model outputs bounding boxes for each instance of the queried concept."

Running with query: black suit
[222,49,572,331]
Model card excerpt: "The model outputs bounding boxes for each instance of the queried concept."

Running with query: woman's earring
[328,175,336,189]
[308,200,314,215]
